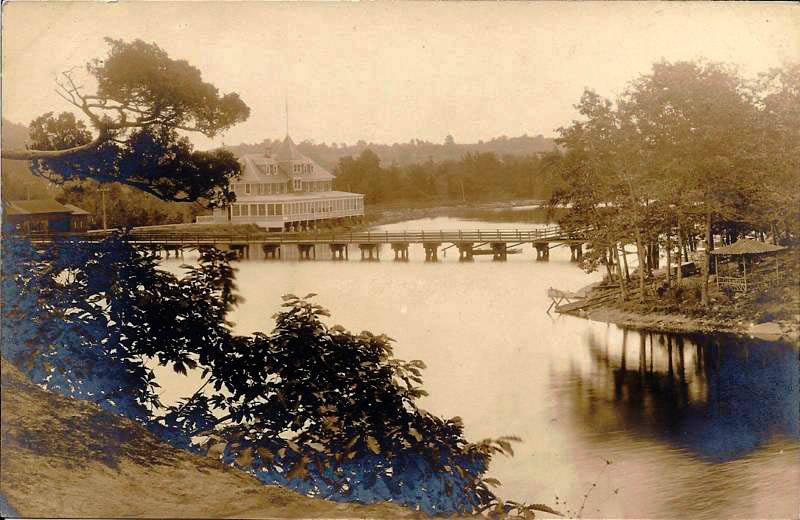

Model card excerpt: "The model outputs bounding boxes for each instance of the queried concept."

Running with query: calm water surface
[158,216,799,519]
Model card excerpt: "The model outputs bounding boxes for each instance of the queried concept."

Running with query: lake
[158,215,799,519]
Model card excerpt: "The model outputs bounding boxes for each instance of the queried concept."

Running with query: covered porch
[711,238,787,292]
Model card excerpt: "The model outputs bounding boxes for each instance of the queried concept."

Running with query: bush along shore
[558,248,799,342]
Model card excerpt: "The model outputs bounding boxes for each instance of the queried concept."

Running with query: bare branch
[1,129,107,160]
[53,88,81,109]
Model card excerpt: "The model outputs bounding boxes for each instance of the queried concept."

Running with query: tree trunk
[635,231,647,303]
[614,242,627,302]
[666,230,672,289]
[652,243,660,269]
[676,219,684,285]
[701,209,712,307]
[621,242,631,282]
[604,246,615,281]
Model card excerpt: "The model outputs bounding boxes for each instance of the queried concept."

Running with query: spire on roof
[275,134,301,162]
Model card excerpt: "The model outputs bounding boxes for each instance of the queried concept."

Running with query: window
[293,179,302,191]
[258,204,266,216]
[245,184,251,194]
[232,205,241,217]
[241,204,248,216]
[276,204,283,216]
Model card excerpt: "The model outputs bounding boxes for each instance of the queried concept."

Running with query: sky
[2,1,798,150]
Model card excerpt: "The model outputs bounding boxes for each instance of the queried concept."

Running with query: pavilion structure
[711,238,787,292]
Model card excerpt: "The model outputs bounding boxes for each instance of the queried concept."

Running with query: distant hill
[225,134,557,170]
[1,118,29,149]
[1,119,56,201]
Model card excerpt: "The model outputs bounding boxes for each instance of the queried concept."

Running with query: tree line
[332,148,562,204]
[548,60,799,307]
[225,133,556,171]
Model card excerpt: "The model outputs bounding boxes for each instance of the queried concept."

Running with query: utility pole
[99,185,110,230]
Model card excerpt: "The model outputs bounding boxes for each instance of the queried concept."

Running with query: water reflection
[561,329,799,463]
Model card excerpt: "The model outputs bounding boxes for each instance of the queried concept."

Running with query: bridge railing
[11,225,589,246]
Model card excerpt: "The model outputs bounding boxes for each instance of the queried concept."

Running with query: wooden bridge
[27,225,588,262]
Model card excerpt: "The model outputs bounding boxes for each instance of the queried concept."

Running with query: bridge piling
[329,243,348,261]
[298,243,315,260]
[391,242,409,261]
[535,242,550,261]
[456,242,474,261]
[423,242,441,262]
[263,243,281,259]
[359,243,378,261]
[490,242,508,261]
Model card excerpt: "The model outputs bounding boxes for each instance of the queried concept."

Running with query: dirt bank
[0,358,421,519]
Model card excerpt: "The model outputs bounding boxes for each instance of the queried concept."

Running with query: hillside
[0,357,420,518]
[225,134,557,170]
[1,119,56,201]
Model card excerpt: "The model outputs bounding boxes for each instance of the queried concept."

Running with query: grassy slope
[0,358,421,519]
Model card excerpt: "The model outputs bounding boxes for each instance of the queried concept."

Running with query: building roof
[62,203,90,216]
[274,134,302,162]
[710,238,787,255]
[4,199,74,215]
[234,190,363,203]
[240,155,288,182]
[239,136,334,183]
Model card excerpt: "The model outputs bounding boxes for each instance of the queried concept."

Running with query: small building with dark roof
[2,199,90,233]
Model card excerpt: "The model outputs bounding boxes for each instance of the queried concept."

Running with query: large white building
[200,135,364,231]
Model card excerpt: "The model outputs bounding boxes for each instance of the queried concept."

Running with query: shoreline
[562,302,799,343]
[363,198,546,228]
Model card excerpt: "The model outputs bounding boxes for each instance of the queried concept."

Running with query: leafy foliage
[1,236,557,517]
[4,39,249,207]
[332,148,562,205]
[549,59,799,305]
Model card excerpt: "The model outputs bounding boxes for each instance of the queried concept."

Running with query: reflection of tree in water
[563,329,798,462]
